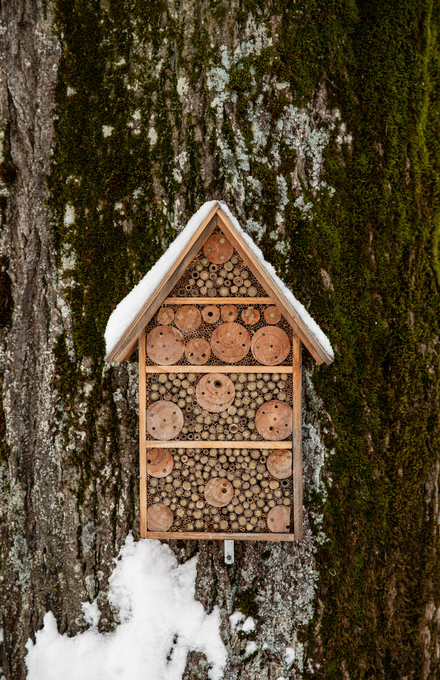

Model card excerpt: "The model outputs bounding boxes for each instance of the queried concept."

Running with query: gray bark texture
[1,0,440,678]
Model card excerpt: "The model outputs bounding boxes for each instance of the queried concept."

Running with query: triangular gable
[105,201,334,365]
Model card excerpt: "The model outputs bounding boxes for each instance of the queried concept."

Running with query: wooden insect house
[105,201,334,542]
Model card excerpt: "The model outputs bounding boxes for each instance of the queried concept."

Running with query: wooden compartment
[107,202,334,542]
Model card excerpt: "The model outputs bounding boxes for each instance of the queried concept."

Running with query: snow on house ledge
[104,200,334,365]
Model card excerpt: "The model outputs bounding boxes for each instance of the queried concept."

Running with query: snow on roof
[104,200,334,363]
[218,202,334,362]
[105,201,218,358]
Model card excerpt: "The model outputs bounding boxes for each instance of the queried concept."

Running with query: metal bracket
[224,539,234,565]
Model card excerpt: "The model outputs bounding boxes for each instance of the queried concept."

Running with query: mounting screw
[224,539,234,565]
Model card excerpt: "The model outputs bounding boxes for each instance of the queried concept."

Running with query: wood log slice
[202,305,220,324]
[204,478,234,507]
[267,505,291,533]
[264,306,282,324]
[221,304,238,322]
[211,322,250,362]
[147,504,174,531]
[241,307,260,325]
[255,400,293,441]
[196,373,235,412]
[203,233,234,264]
[174,305,202,332]
[251,326,290,365]
[267,449,292,479]
[147,326,185,365]
[146,401,184,440]
[156,307,175,325]
[146,448,174,477]
[185,338,211,365]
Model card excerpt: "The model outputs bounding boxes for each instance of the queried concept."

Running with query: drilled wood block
[211,322,250,362]
[174,305,202,332]
[156,307,175,325]
[196,373,235,412]
[148,504,174,531]
[204,478,234,507]
[202,305,220,324]
[185,338,211,365]
[147,326,185,365]
[146,401,184,440]
[221,304,238,322]
[267,449,292,479]
[241,306,260,325]
[255,400,293,441]
[264,306,282,324]
[203,233,234,264]
[146,448,174,477]
[267,505,291,533]
[251,326,290,365]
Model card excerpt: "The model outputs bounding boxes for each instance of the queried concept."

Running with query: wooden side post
[292,335,302,540]
[139,332,147,538]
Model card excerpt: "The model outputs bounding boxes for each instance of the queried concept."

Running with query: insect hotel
[105,201,334,545]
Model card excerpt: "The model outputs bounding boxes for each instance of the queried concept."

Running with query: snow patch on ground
[81,600,100,628]
[25,536,226,680]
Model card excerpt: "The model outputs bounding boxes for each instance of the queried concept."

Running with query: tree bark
[1,0,440,678]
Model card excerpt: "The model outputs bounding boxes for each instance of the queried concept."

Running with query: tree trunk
[1,0,440,678]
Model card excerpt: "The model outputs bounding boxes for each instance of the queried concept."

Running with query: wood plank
[139,333,148,538]
[292,335,302,541]
[144,365,293,374]
[216,208,331,365]
[106,204,220,362]
[145,531,295,542]
[144,440,292,449]
[164,297,273,305]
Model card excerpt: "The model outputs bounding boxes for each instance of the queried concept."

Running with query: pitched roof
[104,201,334,365]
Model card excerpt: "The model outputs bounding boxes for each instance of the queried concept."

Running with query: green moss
[47,0,440,672]
[0,162,16,186]
[234,586,260,621]
[0,196,7,225]
[0,123,17,186]
[285,1,440,677]
[0,375,9,463]
[0,256,13,329]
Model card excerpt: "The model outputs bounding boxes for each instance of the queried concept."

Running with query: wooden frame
[144,531,296,541]
[292,336,303,539]
[144,365,294,374]
[139,333,147,537]
[106,203,333,543]
[144,441,292,449]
